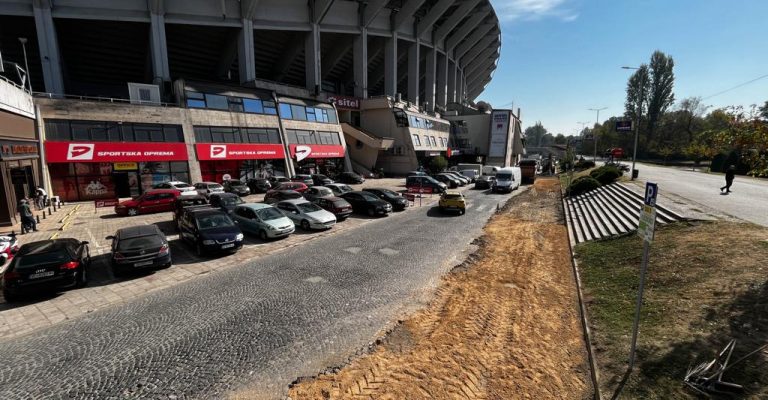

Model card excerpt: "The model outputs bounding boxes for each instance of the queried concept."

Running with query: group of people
[15,186,47,234]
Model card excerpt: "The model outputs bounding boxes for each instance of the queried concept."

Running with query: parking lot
[0,178,451,338]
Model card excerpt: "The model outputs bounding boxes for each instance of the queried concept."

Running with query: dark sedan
[313,196,353,221]
[247,178,272,193]
[107,225,171,275]
[222,179,251,196]
[1,239,89,302]
[363,188,409,211]
[291,174,314,186]
[264,189,304,204]
[178,208,244,256]
[340,191,392,217]
[311,174,333,186]
[209,192,244,214]
[474,175,496,190]
[337,171,365,184]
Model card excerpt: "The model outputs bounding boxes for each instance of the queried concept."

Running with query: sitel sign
[67,144,95,161]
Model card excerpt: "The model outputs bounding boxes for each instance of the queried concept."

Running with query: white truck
[491,167,521,193]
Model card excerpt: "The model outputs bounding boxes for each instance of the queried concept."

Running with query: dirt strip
[285,178,591,399]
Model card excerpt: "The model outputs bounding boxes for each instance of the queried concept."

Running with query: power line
[702,73,768,100]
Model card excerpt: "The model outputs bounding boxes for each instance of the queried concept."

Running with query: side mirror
[105,235,115,240]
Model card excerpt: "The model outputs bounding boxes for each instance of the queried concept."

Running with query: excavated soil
[287,178,591,400]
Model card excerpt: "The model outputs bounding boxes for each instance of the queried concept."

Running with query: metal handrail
[0,74,28,91]
[32,91,179,107]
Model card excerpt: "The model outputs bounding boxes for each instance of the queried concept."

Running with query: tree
[429,155,448,173]
[554,134,566,145]
[759,100,768,121]
[647,51,676,143]
[524,122,548,147]
[657,145,675,165]
[677,96,708,143]
[624,65,651,121]
[714,105,768,177]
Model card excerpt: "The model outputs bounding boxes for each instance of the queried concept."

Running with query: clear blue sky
[480,0,768,135]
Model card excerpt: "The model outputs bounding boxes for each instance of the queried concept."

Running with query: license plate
[221,243,235,249]
[29,271,55,279]
[134,261,153,267]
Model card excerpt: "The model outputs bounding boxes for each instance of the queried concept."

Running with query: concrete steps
[565,182,686,245]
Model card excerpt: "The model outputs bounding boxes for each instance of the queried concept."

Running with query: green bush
[568,176,601,196]
[575,160,596,170]
[590,165,622,185]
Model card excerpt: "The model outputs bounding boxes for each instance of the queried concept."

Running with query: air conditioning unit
[127,83,161,105]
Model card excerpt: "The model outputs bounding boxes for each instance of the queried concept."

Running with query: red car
[114,189,181,216]
[273,182,309,193]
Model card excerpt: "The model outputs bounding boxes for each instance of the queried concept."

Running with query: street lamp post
[18,37,32,92]
[622,66,644,180]
[588,107,607,162]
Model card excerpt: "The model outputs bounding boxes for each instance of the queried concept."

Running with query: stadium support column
[353,29,368,98]
[447,59,456,104]
[407,39,420,105]
[306,23,322,94]
[238,19,256,84]
[149,12,171,86]
[436,52,448,109]
[424,46,436,112]
[457,67,464,104]
[32,0,64,94]
[384,32,397,97]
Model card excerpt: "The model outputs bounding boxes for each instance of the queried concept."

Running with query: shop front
[44,142,189,201]
[195,143,287,182]
[288,144,346,176]
[0,141,41,226]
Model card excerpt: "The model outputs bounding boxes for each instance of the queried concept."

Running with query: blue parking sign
[644,182,658,206]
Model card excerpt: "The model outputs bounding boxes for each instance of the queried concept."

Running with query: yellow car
[438,191,466,214]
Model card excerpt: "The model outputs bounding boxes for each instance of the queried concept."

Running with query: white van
[491,167,521,193]
[482,165,500,176]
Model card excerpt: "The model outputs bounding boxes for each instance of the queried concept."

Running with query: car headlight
[235,233,244,241]
[266,225,276,230]
[202,240,215,245]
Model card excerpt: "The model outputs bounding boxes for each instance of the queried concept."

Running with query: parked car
[172,194,210,229]
[459,169,478,183]
[443,171,470,185]
[405,176,447,193]
[194,182,224,198]
[0,234,20,267]
[313,196,353,221]
[326,183,354,196]
[474,175,495,190]
[275,199,337,231]
[362,188,409,211]
[222,179,251,196]
[273,182,309,193]
[107,225,171,275]
[303,186,334,202]
[178,208,243,256]
[1,239,90,302]
[264,190,304,204]
[433,173,460,188]
[269,176,290,185]
[492,167,521,193]
[438,191,467,214]
[340,191,392,217]
[407,171,427,177]
[291,174,314,186]
[232,203,295,240]
[209,192,244,214]
[336,171,365,184]
[311,174,333,186]
[153,181,195,192]
[115,189,181,216]
[247,178,272,193]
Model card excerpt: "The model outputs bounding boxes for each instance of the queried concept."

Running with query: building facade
[444,107,525,167]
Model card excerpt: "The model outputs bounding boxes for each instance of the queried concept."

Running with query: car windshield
[117,235,163,251]
[338,185,353,193]
[360,192,380,201]
[497,173,513,180]
[316,188,333,196]
[257,208,285,221]
[172,182,191,188]
[15,246,71,269]
[180,198,206,207]
[297,203,323,213]
[332,200,350,207]
[443,194,463,200]
[196,214,235,229]
[209,184,223,190]
[220,196,245,206]
[315,175,329,180]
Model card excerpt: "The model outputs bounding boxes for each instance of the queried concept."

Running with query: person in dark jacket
[17,199,37,233]
[720,165,736,193]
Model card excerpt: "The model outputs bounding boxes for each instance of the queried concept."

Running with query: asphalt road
[633,162,768,227]
[0,187,520,399]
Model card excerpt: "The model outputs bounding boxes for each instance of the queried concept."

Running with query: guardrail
[33,92,178,107]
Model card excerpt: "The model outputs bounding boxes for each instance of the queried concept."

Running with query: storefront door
[10,167,34,201]
[113,172,131,198]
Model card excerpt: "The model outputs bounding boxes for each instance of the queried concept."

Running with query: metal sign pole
[628,239,650,372]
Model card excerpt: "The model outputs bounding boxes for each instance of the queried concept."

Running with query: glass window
[263,101,278,115]
[105,125,121,142]
[204,94,228,110]
[412,134,421,146]
[71,122,97,141]
[306,108,316,122]
[194,127,212,143]
[394,110,409,127]
[186,91,204,100]
[430,136,437,146]
[163,126,182,142]
[44,120,71,141]
[290,105,306,121]
[268,129,280,144]
[279,103,293,119]
[170,162,188,173]
[243,98,263,114]
[121,125,134,142]
[187,99,206,108]
[327,109,338,124]
[228,97,244,112]
[150,127,164,142]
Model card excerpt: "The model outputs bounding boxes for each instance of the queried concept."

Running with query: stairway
[563,182,686,245]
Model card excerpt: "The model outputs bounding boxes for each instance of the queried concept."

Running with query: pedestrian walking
[17,199,37,233]
[35,186,48,209]
[720,165,736,193]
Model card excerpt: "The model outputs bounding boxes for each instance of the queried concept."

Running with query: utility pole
[622,66,645,180]
[18,37,31,92]
[588,107,607,162]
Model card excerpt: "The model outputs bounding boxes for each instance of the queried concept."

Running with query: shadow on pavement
[426,206,462,218]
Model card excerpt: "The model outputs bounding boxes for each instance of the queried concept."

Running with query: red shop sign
[289,144,345,161]
[196,143,285,161]
[45,142,188,163]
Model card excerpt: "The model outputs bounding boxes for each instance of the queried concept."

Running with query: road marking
[85,228,100,248]
[378,248,400,256]
[304,276,327,283]
[344,247,362,254]
[476,205,487,212]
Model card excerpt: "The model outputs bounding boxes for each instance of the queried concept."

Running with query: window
[228,97,244,112]
[204,94,229,110]
[394,110,409,127]
[430,136,437,147]
[412,134,421,146]
[263,101,278,115]
[164,127,182,142]
[186,91,206,108]
[290,105,307,121]
[134,125,164,142]
[194,127,212,143]
[279,103,293,119]
[243,98,263,113]
[306,108,316,122]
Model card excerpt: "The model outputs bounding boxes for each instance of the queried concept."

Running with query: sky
[480,0,768,135]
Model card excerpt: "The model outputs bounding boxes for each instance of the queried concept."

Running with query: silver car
[194,182,225,198]
[303,186,334,202]
[232,203,295,240]
[325,183,354,197]
[275,199,336,231]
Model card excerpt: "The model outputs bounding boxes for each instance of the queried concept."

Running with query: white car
[194,182,225,197]
[275,199,336,231]
[153,181,195,192]
[325,183,354,197]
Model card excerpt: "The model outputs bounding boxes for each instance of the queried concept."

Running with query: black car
[474,175,495,190]
[247,178,272,193]
[107,225,171,275]
[264,189,304,204]
[268,176,290,185]
[209,192,244,214]
[173,194,210,228]
[337,171,365,184]
[222,179,251,196]
[432,174,460,188]
[178,208,244,256]
[363,188,409,211]
[1,239,90,302]
[340,191,392,217]
[313,196,353,221]
[311,174,333,186]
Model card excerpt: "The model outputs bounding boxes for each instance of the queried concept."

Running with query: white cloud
[491,0,578,22]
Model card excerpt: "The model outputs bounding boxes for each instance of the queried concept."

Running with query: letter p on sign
[644,182,658,207]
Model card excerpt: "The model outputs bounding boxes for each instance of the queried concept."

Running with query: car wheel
[367,208,375,217]
[301,220,311,231]
[127,208,138,216]
[196,242,204,257]
[459,208,465,215]
[2,290,19,303]
[76,266,88,288]
[259,230,268,241]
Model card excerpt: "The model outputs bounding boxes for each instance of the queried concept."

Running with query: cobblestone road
[0,186,520,399]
